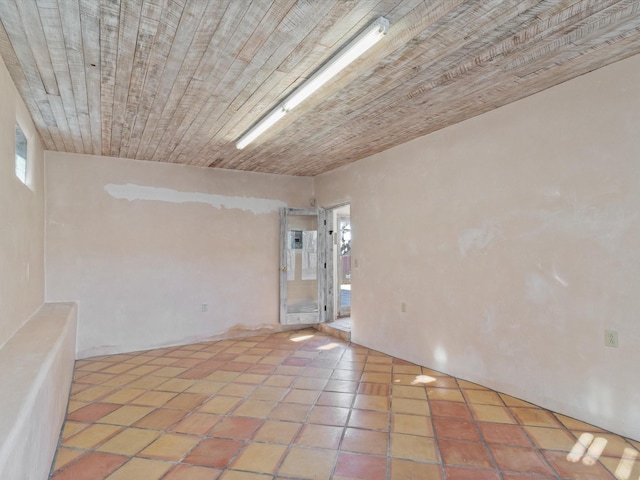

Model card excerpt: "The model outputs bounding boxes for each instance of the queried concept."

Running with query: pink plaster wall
[0,54,45,348]
[314,54,640,441]
[45,152,313,358]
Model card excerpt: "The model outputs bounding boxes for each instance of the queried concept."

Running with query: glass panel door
[280,208,326,325]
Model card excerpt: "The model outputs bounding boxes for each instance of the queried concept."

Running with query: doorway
[336,207,351,317]
[328,205,351,331]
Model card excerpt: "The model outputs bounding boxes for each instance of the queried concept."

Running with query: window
[15,123,27,184]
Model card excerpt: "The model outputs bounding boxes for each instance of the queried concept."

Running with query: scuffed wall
[314,54,640,440]
[45,153,313,358]
[0,54,45,348]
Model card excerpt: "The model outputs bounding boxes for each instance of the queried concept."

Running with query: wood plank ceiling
[1,1,640,176]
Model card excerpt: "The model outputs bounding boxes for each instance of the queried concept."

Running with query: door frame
[323,203,351,323]
[336,212,351,318]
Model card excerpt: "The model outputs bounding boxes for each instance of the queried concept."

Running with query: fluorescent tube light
[235,16,389,149]
[236,107,286,150]
[284,17,389,111]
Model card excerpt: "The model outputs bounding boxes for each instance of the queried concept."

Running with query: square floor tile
[248,386,288,401]
[427,387,465,403]
[353,394,389,412]
[390,433,438,462]
[433,417,481,441]
[430,401,472,420]
[170,412,221,435]
[341,428,388,455]
[52,447,85,473]
[296,424,344,449]
[317,392,354,407]
[268,402,311,422]
[308,405,350,426]
[231,443,287,473]
[164,392,209,410]
[325,379,359,393]
[199,396,242,414]
[138,433,200,461]
[102,388,146,404]
[282,388,321,404]
[489,445,555,476]
[478,422,532,447]
[470,404,515,424]
[126,376,168,390]
[278,447,337,480]
[183,438,245,468]
[463,389,503,405]
[391,413,433,436]
[543,449,613,478]
[104,458,172,480]
[392,385,427,400]
[444,466,501,480]
[98,405,155,426]
[163,464,222,480]
[96,428,161,455]
[209,416,263,440]
[391,397,430,416]
[510,407,561,428]
[62,421,88,439]
[67,403,121,423]
[348,409,390,431]
[439,439,493,468]
[63,424,122,449]
[72,385,114,402]
[333,452,387,480]
[390,459,442,479]
[524,425,577,451]
[133,408,187,430]
[130,390,177,407]
[52,452,128,480]
[218,383,257,397]
[186,380,225,395]
[232,399,276,418]
[252,420,301,444]
[155,377,195,392]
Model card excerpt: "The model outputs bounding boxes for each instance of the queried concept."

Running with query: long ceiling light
[236,16,390,150]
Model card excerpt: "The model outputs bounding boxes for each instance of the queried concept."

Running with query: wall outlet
[201,303,208,313]
[401,302,407,313]
[604,329,618,348]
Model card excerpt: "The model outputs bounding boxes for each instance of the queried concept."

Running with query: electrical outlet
[401,302,407,313]
[604,330,618,348]
[201,303,208,313]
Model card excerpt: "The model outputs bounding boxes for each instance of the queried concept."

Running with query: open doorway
[326,204,351,335]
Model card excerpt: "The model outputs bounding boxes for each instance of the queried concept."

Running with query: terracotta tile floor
[51,329,639,479]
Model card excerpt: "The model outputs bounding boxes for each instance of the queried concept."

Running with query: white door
[280,208,326,325]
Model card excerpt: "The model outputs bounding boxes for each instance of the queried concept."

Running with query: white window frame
[15,122,28,185]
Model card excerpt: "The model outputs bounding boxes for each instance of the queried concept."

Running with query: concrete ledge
[0,302,77,479]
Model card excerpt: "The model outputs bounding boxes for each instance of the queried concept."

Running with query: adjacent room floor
[50,329,638,479]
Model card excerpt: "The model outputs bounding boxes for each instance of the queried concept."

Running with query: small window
[15,123,27,184]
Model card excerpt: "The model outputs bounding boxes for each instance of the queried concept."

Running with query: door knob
[281,266,287,272]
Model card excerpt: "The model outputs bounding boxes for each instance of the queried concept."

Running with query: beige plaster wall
[314,54,640,441]
[0,54,45,348]
[45,152,313,358]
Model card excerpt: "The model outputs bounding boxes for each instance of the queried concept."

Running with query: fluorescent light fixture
[284,17,389,111]
[235,107,286,150]
[236,16,389,149]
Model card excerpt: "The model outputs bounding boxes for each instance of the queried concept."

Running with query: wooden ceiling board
[1,0,639,176]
